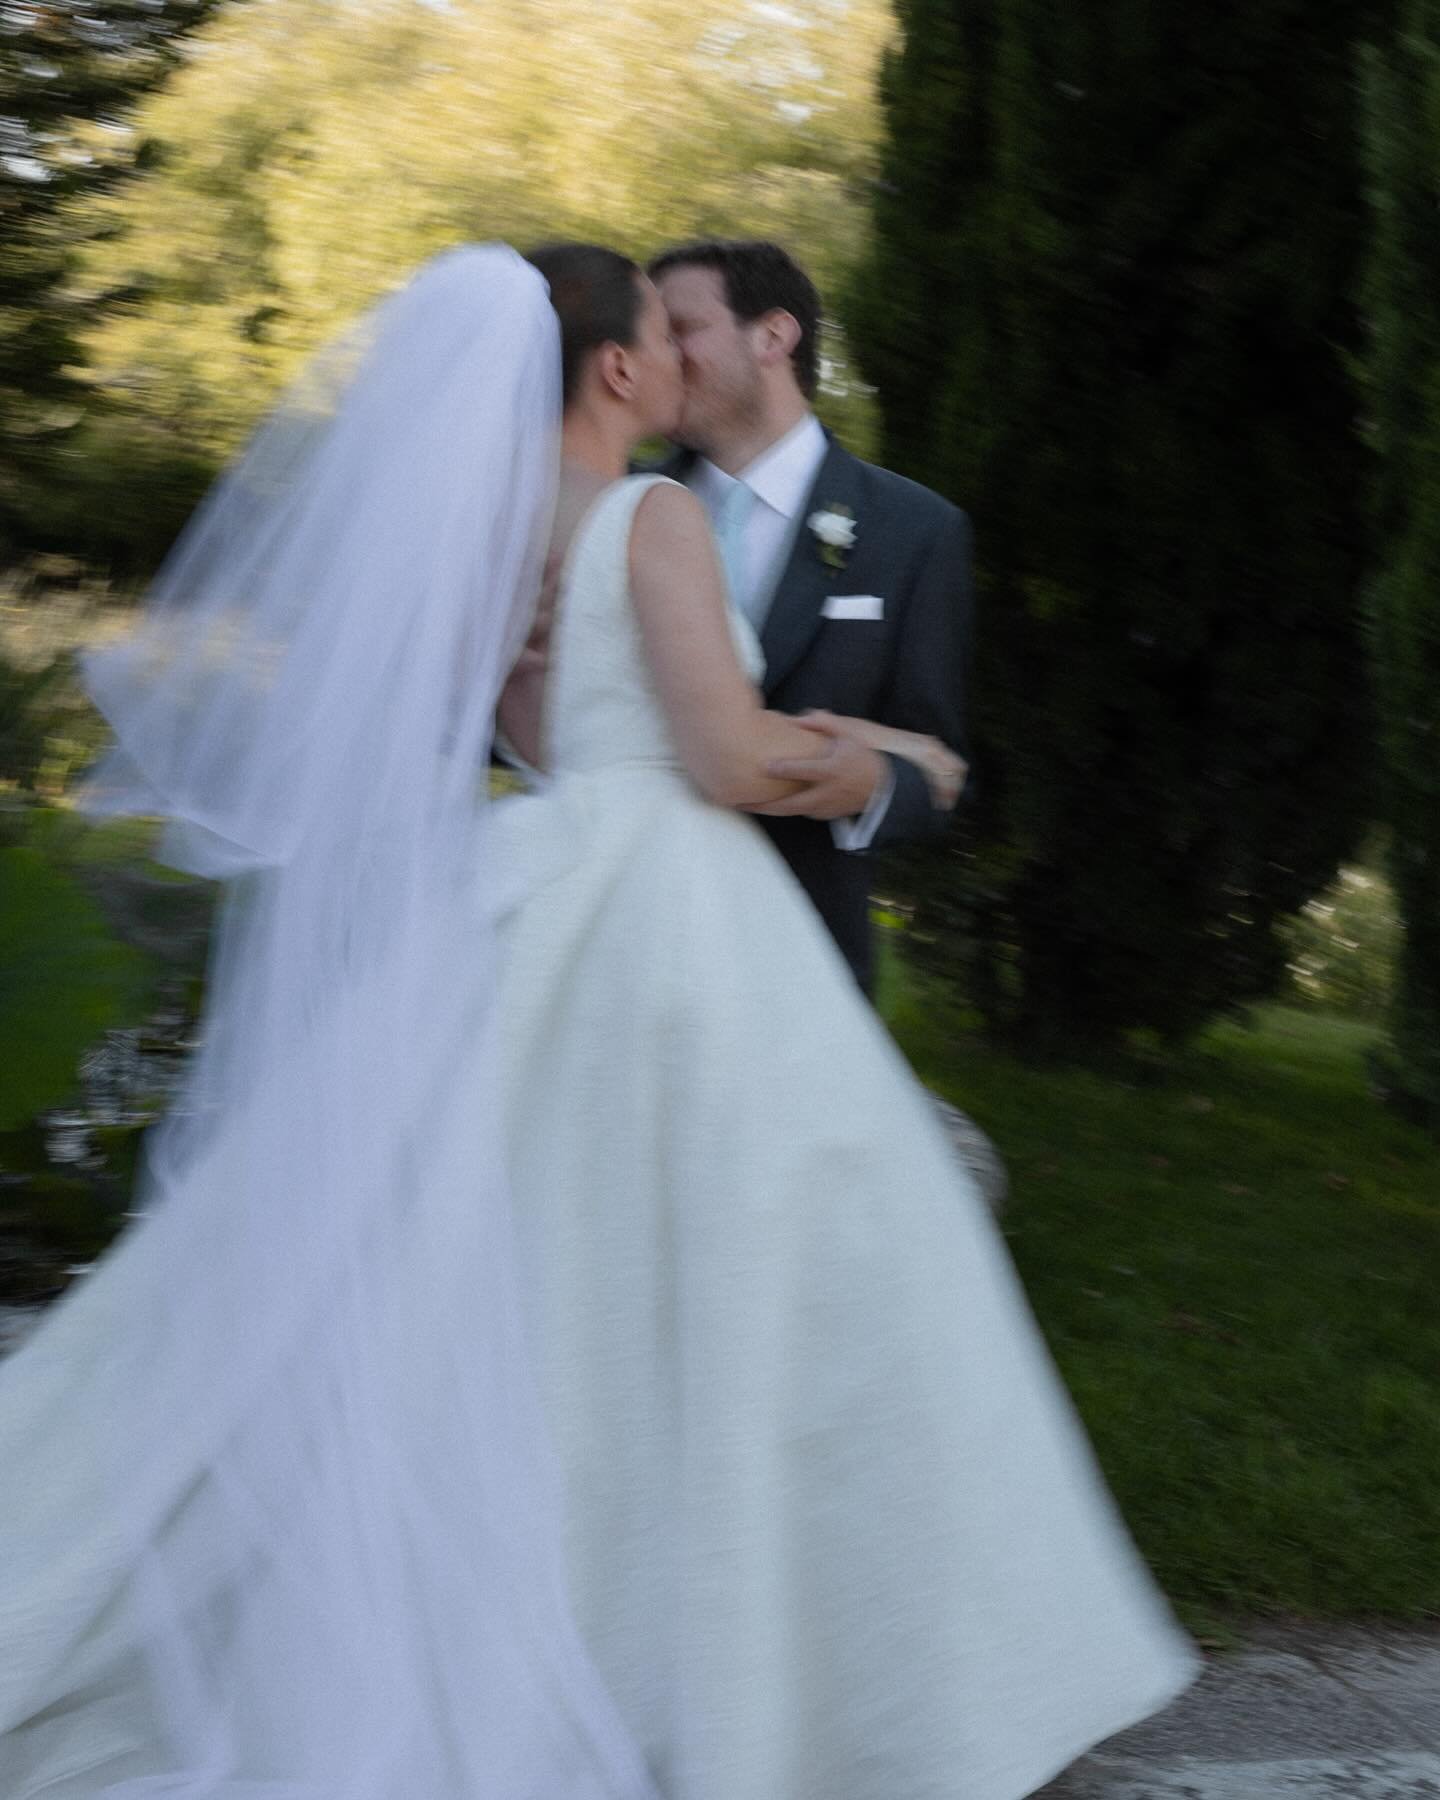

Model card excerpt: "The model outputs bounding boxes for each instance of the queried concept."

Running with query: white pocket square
[821,593,884,622]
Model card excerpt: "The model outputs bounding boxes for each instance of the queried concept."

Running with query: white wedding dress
[481,474,1198,1800]
[0,437,1197,1796]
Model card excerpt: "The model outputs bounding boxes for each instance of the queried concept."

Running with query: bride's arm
[629,484,883,810]
[785,710,969,813]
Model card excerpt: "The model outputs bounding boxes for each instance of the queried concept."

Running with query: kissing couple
[0,238,1196,1800]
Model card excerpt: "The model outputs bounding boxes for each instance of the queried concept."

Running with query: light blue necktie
[714,478,757,622]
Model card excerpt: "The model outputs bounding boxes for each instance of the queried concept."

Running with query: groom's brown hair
[647,239,821,401]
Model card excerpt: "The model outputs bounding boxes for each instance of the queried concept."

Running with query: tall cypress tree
[1361,4,1440,1128]
[851,0,1377,1054]
[0,0,218,557]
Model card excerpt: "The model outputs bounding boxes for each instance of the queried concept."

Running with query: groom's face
[655,265,764,457]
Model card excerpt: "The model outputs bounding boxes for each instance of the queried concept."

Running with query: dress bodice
[542,475,764,780]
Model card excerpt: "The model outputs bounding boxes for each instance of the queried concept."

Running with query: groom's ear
[753,308,802,372]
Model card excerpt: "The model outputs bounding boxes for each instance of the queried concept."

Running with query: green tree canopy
[851,0,1377,1056]
[51,0,890,565]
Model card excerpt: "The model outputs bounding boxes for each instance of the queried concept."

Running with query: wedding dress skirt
[0,474,1196,1799]
[482,477,1197,1798]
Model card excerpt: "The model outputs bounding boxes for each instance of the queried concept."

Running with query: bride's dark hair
[524,243,644,405]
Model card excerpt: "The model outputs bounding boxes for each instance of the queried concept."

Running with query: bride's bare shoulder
[629,477,710,570]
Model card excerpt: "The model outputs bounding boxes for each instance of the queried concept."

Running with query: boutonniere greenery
[807,504,857,572]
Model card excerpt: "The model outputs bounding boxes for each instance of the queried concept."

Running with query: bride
[0,243,1195,1799]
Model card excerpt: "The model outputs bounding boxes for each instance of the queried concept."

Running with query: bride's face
[626,278,685,439]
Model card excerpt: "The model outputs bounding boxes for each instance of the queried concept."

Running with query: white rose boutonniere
[807,504,857,572]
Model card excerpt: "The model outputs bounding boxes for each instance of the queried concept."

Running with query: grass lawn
[881,946,1440,1634]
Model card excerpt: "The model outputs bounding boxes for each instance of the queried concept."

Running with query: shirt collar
[694,413,827,521]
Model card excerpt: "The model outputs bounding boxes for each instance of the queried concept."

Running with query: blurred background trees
[849,0,1380,1058]
[1,0,221,563]
[1,0,1438,1120]
[1360,0,1440,1130]
[19,0,892,567]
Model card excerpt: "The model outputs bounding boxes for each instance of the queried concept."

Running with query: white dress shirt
[688,414,894,851]
[690,413,827,629]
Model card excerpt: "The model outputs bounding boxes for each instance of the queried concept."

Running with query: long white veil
[0,245,660,1799]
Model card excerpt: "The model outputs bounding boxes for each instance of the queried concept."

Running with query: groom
[648,240,973,994]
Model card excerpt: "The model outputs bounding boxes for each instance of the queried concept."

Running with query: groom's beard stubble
[674,363,765,463]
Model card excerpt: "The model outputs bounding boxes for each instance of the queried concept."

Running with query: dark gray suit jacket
[660,436,973,992]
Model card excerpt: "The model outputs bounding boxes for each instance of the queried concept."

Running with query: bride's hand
[796,711,968,813]
[747,720,889,820]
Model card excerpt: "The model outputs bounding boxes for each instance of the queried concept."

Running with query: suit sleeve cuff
[830,758,897,852]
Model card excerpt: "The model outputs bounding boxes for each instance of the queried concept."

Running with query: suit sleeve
[865,504,974,853]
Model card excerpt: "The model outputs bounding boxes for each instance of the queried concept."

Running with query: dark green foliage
[0,0,220,558]
[0,630,115,798]
[0,646,72,792]
[19,416,215,574]
[0,808,208,1293]
[0,844,148,1130]
[0,649,160,1153]
[851,0,1377,1055]
[1360,4,1440,1130]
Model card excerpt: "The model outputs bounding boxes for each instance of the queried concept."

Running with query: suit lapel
[759,438,864,695]
[647,436,866,696]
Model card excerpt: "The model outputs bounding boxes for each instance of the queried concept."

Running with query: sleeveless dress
[0,472,1195,1800]
[482,475,1198,1800]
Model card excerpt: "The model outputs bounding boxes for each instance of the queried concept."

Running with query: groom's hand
[750,728,886,821]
